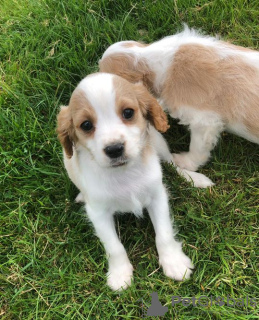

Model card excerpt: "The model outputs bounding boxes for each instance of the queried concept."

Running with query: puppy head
[57,73,169,168]
[99,53,145,83]
[99,42,155,94]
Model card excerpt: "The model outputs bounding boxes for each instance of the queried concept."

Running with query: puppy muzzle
[103,143,128,167]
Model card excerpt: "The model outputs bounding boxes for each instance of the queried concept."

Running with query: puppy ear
[134,83,170,133]
[56,106,74,158]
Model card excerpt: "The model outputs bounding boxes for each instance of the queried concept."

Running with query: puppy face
[57,73,169,168]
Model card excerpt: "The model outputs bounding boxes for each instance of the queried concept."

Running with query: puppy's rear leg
[173,122,224,171]
[150,126,214,187]
[86,204,133,291]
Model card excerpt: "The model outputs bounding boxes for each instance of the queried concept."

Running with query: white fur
[101,26,259,172]
[170,107,225,171]
[61,73,196,291]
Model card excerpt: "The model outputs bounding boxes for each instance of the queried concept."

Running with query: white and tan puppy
[57,72,196,291]
[99,26,259,172]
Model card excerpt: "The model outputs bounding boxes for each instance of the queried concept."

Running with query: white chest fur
[66,147,162,216]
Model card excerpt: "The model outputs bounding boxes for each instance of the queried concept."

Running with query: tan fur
[163,44,259,135]
[134,83,170,133]
[113,76,146,132]
[70,89,97,132]
[56,106,74,158]
[99,54,156,95]
[113,76,169,133]
[122,41,149,48]
[57,89,97,158]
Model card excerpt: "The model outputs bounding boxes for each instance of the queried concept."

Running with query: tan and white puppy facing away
[99,26,259,172]
[57,72,200,291]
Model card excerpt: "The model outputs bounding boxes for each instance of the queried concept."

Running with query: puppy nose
[104,143,124,159]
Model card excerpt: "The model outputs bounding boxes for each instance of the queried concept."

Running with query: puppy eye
[80,120,93,132]
[122,108,134,120]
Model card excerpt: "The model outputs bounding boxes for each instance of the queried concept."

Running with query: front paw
[172,152,200,171]
[159,248,194,281]
[107,262,133,291]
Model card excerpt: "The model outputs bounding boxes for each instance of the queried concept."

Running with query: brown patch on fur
[163,44,221,108]
[116,98,141,126]
[134,82,169,133]
[162,43,259,134]
[122,41,149,48]
[57,105,75,158]
[113,76,169,133]
[57,88,97,158]
[99,53,157,95]
[70,89,97,133]
[113,76,148,133]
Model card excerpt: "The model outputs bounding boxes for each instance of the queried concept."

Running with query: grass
[0,0,258,319]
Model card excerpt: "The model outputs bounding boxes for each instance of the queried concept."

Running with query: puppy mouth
[110,157,128,168]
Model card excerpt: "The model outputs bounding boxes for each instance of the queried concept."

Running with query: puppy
[57,72,195,291]
[99,26,259,172]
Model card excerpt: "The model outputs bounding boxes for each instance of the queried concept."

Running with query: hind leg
[173,122,223,171]
[149,126,214,187]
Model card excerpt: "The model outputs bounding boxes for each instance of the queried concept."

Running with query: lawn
[0,0,258,319]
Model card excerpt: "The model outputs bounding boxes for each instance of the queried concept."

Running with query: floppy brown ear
[134,83,170,133]
[56,106,74,158]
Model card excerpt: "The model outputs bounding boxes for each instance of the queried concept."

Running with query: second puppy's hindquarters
[57,73,194,291]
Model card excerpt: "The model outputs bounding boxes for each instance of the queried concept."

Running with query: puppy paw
[107,263,133,291]
[172,152,200,171]
[159,248,194,281]
[178,169,214,188]
[189,171,214,188]
[75,192,84,203]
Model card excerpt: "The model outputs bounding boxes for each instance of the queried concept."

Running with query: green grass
[0,0,258,319]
